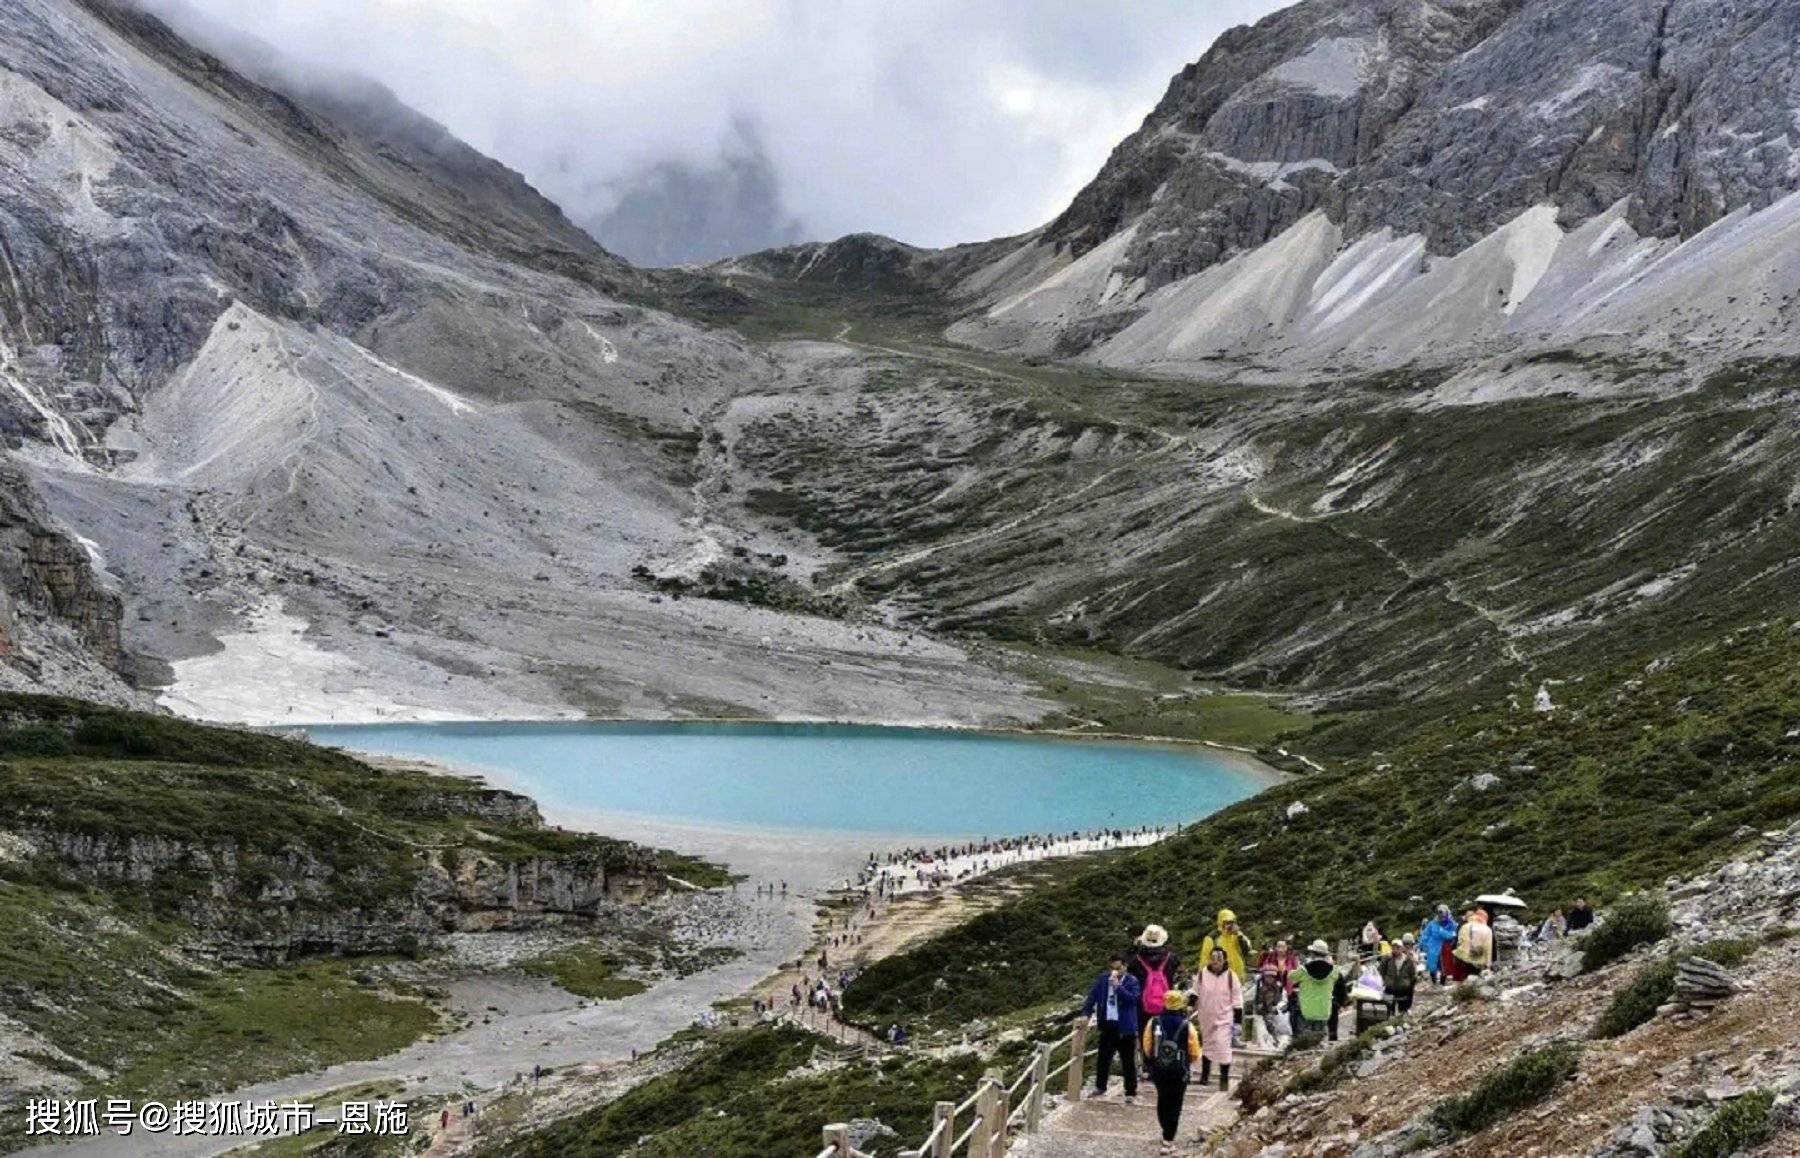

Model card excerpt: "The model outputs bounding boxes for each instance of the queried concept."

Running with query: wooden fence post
[932,1101,954,1158]
[822,1122,849,1156]
[987,1072,1008,1154]
[1026,1042,1051,1131]
[970,1073,1002,1158]
[1065,1019,1088,1103]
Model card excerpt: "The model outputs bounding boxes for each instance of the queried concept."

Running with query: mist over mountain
[578,120,809,267]
[4,2,1800,1153]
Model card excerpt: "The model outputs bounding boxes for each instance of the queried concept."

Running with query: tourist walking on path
[1418,905,1458,985]
[1140,990,1200,1155]
[1081,954,1141,1102]
[1257,938,1300,986]
[1538,908,1568,942]
[1200,908,1252,985]
[1359,920,1383,956]
[1256,938,1300,1036]
[1451,909,1494,980]
[1378,939,1418,1014]
[1567,897,1595,932]
[1191,948,1241,1091]
[1200,907,1253,1028]
[1128,924,1181,1015]
[1289,940,1342,1042]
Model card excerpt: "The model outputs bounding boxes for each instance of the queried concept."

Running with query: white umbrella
[1475,893,1527,909]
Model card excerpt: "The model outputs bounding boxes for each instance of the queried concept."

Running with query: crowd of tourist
[848,827,1168,897]
[1085,896,1578,1154]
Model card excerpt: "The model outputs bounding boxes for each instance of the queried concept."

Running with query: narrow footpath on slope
[1015,1085,1241,1157]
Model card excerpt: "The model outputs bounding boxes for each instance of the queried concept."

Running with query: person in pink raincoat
[1191,947,1242,1091]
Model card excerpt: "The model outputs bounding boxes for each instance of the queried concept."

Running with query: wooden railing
[817,1018,1098,1158]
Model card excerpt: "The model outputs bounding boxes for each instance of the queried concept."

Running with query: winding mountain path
[1244,491,1531,671]
[824,324,1534,676]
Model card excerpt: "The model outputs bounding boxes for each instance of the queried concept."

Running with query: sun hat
[1306,939,1331,956]
[1402,932,1416,945]
[1218,908,1237,925]
[1137,924,1169,948]
[1161,989,1188,1012]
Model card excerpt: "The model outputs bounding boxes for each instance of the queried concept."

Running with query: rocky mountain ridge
[2,0,1800,717]
[0,0,1052,724]
[942,0,1800,372]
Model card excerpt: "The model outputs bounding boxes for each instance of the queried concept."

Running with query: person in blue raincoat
[1417,904,1458,986]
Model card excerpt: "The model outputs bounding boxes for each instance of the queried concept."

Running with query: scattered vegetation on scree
[1671,1089,1779,1158]
[496,1024,989,1158]
[1239,1022,1396,1111]
[845,622,1800,1033]
[1590,934,1774,1039]
[1581,893,1673,971]
[1590,956,1682,1041]
[1428,1040,1582,1138]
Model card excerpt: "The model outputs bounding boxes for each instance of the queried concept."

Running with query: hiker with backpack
[1139,988,1200,1155]
[1289,940,1343,1043]
[1190,947,1241,1091]
[1451,908,1494,981]
[1127,924,1180,1017]
[1080,954,1141,1103]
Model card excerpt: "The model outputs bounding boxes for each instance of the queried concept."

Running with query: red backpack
[1137,954,1172,1014]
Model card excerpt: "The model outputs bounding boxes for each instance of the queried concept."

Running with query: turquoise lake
[305,721,1270,838]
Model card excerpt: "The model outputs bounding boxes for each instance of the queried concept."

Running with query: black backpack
[1148,1014,1191,1079]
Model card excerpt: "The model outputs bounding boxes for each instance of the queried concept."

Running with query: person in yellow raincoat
[1200,909,1252,982]
[1200,908,1253,1028]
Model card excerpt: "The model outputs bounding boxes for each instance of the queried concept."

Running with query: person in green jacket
[1289,940,1342,1041]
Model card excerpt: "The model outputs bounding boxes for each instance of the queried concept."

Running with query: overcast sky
[151,1,1290,259]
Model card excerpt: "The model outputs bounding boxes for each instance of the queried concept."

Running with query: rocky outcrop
[950,0,1800,365]
[14,823,673,960]
[0,459,128,690]
[1039,0,1520,286]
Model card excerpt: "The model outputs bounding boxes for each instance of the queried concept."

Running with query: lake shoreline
[292,712,1289,782]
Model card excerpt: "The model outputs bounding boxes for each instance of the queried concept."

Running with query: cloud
[139,0,1291,252]
[576,119,806,266]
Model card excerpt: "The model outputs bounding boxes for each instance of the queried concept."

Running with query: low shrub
[1689,934,1765,969]
[1287,1023,1391,1096]
[1429,1040,1582,1138]
[1592,932,1769,1040]
[1582,894,1671,971]
[1672,1089,1777,1158]
[1591,957,1678,1039]
[1234,1063,1286,1112]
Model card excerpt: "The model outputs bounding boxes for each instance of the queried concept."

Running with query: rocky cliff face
[0,458,140,705]
[10,784,673,961]
[950,0,1800,371]
[1041,0,1520,283]
[0,0,1050,726]
[22,827,664,958]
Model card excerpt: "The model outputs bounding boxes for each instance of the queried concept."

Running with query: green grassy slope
[0,695,725,1117]
[499,1025,988,1158]
[715,337,1800,702]
[844,621,1800,1032]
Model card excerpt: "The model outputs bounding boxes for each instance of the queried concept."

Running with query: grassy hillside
[498,1025,991,1158]
[844,621,1800,1032]
[0,695,725,1121]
